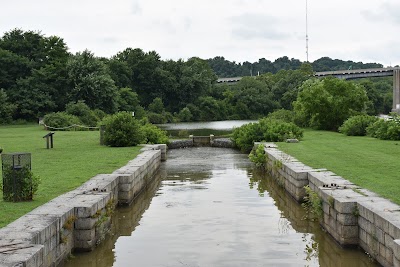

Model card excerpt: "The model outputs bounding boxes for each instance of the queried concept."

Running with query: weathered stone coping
[0,144,166,267]
[168,136,234,149]
[257,142,400,267]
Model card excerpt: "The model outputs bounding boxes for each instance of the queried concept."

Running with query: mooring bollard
[43,132,55,149]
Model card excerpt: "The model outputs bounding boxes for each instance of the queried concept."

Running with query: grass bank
[278,130,400,205]
[0,124,141,227]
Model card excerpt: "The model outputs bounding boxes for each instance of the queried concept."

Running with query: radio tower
[306,0,309,62]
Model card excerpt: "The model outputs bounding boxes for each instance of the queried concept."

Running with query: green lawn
[0,124,141,227]
[278,130,400,205]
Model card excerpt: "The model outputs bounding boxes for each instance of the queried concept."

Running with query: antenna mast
[306,0,309,62]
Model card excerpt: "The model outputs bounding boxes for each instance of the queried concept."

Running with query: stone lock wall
[0,144,166,267]
[258,142,400,267]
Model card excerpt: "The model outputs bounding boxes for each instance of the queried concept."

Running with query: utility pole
[306,0,309,62]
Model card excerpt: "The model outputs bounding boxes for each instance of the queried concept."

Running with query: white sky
[1,0,400,66]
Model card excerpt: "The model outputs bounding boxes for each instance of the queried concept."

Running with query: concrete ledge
[0,146,164,267]
[259,142,400,266]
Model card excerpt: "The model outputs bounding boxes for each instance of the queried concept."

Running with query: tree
[294,77,368,131]
[148,97,165,114]
[0,89,16,124]
[0,48,31,91]
[226,77,279,119]
[177,107,193,122]
[11,75,56,120]
[66,50,118,113]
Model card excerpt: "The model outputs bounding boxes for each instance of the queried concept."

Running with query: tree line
[0,29,393,125]
[207,56,385,78]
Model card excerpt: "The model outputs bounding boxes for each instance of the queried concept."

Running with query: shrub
[141,123,169,144]
[147,112,167,124]
[232,122,263,152]
[339,115,379,136]
[249,144,267,168]
[102,112,144,147]
[259,118,303,142]
[178,107,193,122]
[302,185,323,221]
[65,101,99,127]
[1,166,41,202]
[267,109,295,123]
[43,112,82,130]
[367,116,400,140]
[232,118,303,152]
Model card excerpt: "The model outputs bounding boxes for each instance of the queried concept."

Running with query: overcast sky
[1,0,400,67]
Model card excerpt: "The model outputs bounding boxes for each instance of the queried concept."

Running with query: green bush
[232,122,263,152]
[141,123,169,144]
[102,112,144,147]
[1,166,41,202]
[339,115,379,136]
[249,144,267,168]
[267,109,295,123]
[178,107,193,122]
[232,118,303,152]
[43,112,82,130]
[147,112,167,124]
[65,101,99,127]
[367,117,400,140]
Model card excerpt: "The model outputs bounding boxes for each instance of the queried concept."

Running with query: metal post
[393,69,400,111]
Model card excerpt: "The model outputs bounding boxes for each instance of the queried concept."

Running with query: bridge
[217,67,400,111]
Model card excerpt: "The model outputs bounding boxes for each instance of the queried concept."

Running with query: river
[63,147,377,267]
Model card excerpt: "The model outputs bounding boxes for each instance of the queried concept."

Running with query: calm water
[63,148,377,267]
[157,120,256,137]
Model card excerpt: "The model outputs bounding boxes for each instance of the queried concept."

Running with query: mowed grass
[0,124,141,228]
[278,130,400,205]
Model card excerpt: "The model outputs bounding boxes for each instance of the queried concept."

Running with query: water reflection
[249,169,377,266]
[63,148,377,267]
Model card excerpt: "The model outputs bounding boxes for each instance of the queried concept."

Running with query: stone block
[119,183,133,192]
[358,216,369,232]
[395,257,400,267]
[379,243,393,266]
[384,233,395,251]
[73,193,111,218]
[359,228,367,243]
[0,244,44,267]
[358,203,375,223]
[339,225,359,239]
[74,240,94,252]
[75,217,98,230]
[337,213,357,226]
[389,221,400,239]
[74,229,96,241]
[394,239,400,260]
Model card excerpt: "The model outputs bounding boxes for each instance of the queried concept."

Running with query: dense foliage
[294,78,369,131]
[43,112,82,130]
[208,56,383,78]
[232,118,303,152]
[0,28,393,125]
[102,112,144,147]
[339,115,379,136]
[101,112,169,147]
[367,115,400,140]
[1,166,40,202]
[249,144,267,168]
[141,123,169,144]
